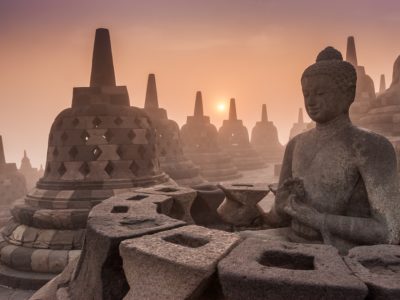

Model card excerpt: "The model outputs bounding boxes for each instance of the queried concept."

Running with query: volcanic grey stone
[120,225,240,300]
[217,182,269,226]
[136,185,196,223]
[65,193,185,300]
[218,238,368,300]
[344,245,400,300]
[190,184,225,226]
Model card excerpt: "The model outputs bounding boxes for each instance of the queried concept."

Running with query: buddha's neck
[315,114,351,138]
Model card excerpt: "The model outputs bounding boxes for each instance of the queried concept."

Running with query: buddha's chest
[291,138,360,212]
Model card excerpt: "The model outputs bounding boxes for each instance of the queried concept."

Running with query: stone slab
[344,244,400,300]
[120,225,240,300]
[218,238,367,300]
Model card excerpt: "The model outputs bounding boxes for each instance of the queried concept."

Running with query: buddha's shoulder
[349,125,395,153]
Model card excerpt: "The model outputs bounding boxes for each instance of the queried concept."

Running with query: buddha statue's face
[301,74,351,123]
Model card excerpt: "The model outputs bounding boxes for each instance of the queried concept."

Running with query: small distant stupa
[346,36,376,125]
[19,150,42,190]
[143,74,205,186]
[250,104,284,163]
[0,136,27,205]
[289,108,311,140]
[360,55,400,168]
[181,92,241,182]
[218,99,266,170]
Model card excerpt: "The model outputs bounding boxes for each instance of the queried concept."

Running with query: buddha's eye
[317,91,326,96]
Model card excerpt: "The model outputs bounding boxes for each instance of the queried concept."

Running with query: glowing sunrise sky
[1,0,400,167]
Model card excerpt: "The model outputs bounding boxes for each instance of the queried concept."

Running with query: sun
[217,103,226,112]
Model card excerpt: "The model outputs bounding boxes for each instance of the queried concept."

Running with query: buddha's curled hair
[302,46,357,94]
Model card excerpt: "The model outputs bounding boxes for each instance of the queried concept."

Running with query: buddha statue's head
[301,47,357,123]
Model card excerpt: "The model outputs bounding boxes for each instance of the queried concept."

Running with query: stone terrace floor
[1,164,278,299]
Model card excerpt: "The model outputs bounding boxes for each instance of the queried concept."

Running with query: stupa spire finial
[90,28,116,87]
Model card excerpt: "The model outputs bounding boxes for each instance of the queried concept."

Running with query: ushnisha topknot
[302,46,357,94]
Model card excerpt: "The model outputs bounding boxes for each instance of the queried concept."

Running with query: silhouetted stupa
[360,55,400,166]
[143,74,205,186]
[289,108,310,140]
[181,92,241,182]
[346,36,376,125]
[218,99,265,170]
[19,150,42,190]
[0,28,171,289]
[0,136,27,228]
[250,104,284,163]
[377,74,386,96]
[0,136,27,204]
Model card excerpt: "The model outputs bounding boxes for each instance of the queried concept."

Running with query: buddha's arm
[325,136,400,244]
[263,138,296,227]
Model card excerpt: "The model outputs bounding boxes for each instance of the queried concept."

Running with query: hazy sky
[1,0,400,167]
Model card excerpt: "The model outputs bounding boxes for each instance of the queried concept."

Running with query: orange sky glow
[1,0,400,167]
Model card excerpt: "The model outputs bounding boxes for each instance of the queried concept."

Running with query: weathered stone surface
[120,225,240,300]
[136,185,196,223]
[217,182,269,226]
[218,238,368,300]
[65,193,185,300]
[191,184,225,226]
[0,27,173,289]
[344,245,400,299]
[264,46,400,253]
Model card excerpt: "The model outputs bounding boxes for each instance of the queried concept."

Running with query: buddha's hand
[284,195,324,230]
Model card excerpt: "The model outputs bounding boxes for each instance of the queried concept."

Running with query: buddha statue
[262,47,400,253]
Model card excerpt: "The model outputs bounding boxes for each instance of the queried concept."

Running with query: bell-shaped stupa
[218,99,266,170]
[250,104,284,163]
[360,55,400,165]
[0,28,171,289]
[143,74,205,186]
[346,36,376,125]
[181,92,241,182]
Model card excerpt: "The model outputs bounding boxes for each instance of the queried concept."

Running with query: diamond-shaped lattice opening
[79,162,90,176]
[103,130,114,143]
[69,146,78,159]
[138,145,146,158]
[58,163,67,176]
[61,132,68,142]
[116,146,124,158]
[128,130,136,141]
[91,146,102,160]
[114,117,123,126]
[92,117,102,128]
[72,118,80,127]
[130,161,139,175]
[105,161,114,175]
[81,130,90,142]
[53,147,59,157]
